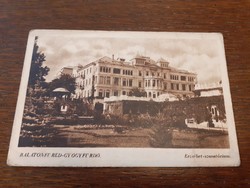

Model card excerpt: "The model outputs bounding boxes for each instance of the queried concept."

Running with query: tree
[48,74,76,95]
[28,36,50,88]
[149,113,173,148]
[129,87,147,97]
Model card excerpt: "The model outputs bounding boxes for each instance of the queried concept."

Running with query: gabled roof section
[97,56,132,66]
[132,55,158,66]
[98,56,113,62]
[169,66,197,75]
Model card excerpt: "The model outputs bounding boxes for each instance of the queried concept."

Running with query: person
[206,106,214,128]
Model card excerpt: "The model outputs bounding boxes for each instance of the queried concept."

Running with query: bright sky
[37,33,223,84]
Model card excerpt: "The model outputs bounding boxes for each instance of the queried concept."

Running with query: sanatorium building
[59,55,197,101]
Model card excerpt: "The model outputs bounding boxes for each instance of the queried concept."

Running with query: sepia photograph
[8,30,239,167]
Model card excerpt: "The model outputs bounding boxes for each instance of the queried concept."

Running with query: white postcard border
[7,30,240,167]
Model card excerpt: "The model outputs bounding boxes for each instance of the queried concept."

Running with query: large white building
[61,55,197,101]
[75,55,197,100]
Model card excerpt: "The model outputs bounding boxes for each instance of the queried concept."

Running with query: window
[100,66,111,73]
[123,78,127,86]
[189,85,192,91]
[182,84,186,91]
[171,75,179,80]
[99,76,111,85]
[153,80,156,87]
[106,90,110,98]
[107,77,111,85]
[139,71,142,76]
[188,77,194,82]
[99,91,103,97]
[114,77,119,86]
[138,81,142,88]
[146,71,149,76]
[122,91,126,95]
[171,83,174,90]
[164,83,167,90]
[176,84,179,90]
[164,73,166,79]
[153,94,156,98]
[114,90,118,96]
[99,76,104,84]
[123,69,133,76]
[149,92,152,97]
[129,79,133,87]
[113,68,121,74]
[181,76,186,81]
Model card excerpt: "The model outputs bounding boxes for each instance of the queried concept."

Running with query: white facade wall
[74,56,197,100]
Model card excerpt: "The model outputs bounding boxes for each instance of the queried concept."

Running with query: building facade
[56,66,75,78]
[194,82,223,97]
[69,55,197,101]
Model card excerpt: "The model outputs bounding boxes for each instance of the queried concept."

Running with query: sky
[36,34,223,84]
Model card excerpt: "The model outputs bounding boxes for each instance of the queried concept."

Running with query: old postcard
[8,30,240,167]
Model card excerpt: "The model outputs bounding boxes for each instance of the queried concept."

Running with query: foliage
[28,36,50,88]
[149,125,173,148]
[127,113,155,128]
[122,96,226,123]
[148,113,173,147]
[50,98,93,117]
[48,74,76,95]
[129,87,147,97]
[103,112,173,147]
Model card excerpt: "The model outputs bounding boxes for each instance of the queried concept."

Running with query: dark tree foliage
[129,87,147,97]
[28,36,50,87]
[49,74,76,94]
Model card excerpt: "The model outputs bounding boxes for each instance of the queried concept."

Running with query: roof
[52,88,70,93]
[75,55,196,75]
[169,66,196,75]
[63,66,74,69]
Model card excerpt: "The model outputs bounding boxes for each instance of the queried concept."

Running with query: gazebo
[52,87,70,99]
[154,93,178,102]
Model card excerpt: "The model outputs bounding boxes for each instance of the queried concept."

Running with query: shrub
[149,124,173,148]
